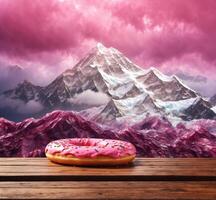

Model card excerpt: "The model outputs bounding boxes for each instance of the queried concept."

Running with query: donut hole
[69,139,96,147]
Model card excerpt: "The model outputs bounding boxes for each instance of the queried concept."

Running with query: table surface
[0,158,216,199]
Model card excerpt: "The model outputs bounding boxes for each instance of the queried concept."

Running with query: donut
[45,138,136,166]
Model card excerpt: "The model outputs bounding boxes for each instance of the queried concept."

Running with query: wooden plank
[1,181,216,199]
[1,157,216,164]
[0,158,216,181]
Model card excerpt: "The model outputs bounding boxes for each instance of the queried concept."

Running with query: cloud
[0,1,216,63]
[0,96,43,114]
[68,90,110,106]
[0,0,216,94]
[0,64,27,92]
[17,100,44,114]
[0,96,23,110]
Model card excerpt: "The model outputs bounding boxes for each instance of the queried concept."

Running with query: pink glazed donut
[45,138,136,166]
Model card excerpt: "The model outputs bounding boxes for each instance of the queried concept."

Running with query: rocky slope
[0,111,116,157]
[0,110,216,157]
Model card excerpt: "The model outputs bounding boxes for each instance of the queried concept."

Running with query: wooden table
[0,158,216,199]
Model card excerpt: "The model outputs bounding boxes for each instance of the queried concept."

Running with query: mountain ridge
[1,110,216,157]
[0,43,215,123]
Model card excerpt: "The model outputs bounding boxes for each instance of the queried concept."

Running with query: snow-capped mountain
[3,80,42,103]
[41,43,144,105]
[0,43,215,123]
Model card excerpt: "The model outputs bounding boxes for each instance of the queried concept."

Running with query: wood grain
[1,158,216,199]
[1,181,216,200]
[0,158,216,181]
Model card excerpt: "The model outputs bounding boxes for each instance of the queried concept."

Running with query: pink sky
[0,0,216,85]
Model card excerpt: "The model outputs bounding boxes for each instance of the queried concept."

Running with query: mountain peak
[19,80,34,86]
[148,67,173,82]
[92,42,119,56]
[8,65,23,72]
[3,79,41,103]
[96,42,105,50]
[1,43,214,122]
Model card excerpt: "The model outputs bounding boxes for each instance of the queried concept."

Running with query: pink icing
[45,138,136,158]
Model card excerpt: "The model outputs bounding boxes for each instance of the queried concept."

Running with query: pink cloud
[0,0,216,79]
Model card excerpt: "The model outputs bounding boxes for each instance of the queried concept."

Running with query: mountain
[3,80,42,102]
[0,65,27,92]
[7,65,23,74]
[137,68,198,101]
[40,43,144,105]
[0,43,215,123]
[0,111,116,157]
[0,110,216,157]
[183,97,215,120]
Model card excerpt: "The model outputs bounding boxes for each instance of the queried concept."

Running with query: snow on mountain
[136,67,198,101]
[155,97,215,120]
[37,43,147,109]
[212,106,216,113]
[184,97,215,120]
[0,43,215,123]
[155,98,198,115]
